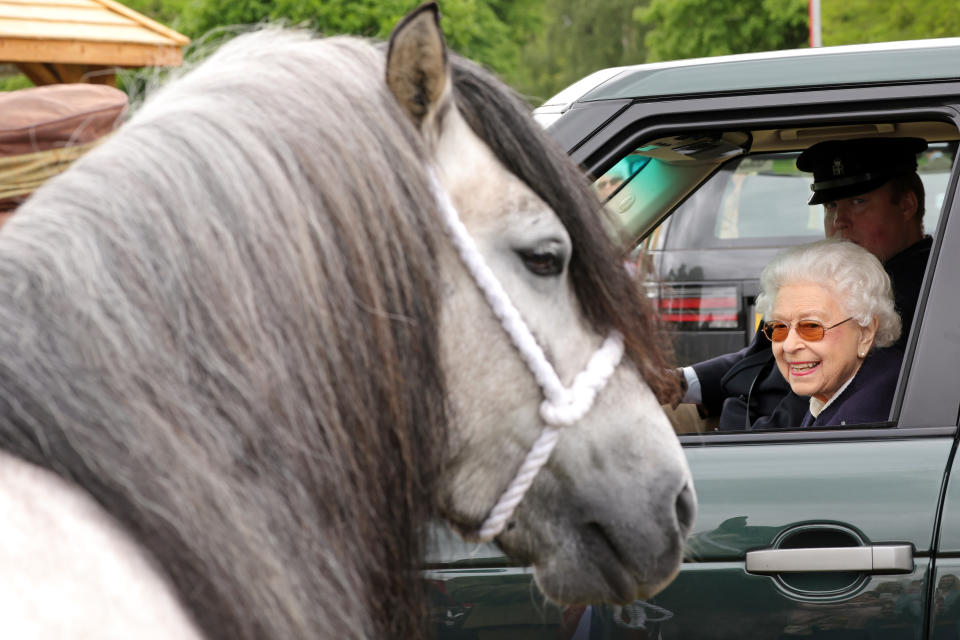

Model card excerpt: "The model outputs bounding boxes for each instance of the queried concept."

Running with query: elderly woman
[755,239,902,427]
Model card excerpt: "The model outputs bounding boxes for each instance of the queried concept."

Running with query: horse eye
[517,248,565,277]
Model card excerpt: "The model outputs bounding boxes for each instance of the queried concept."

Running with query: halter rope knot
[429,170,625,542]
[540,332,624,428]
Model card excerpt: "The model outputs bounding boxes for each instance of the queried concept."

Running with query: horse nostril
[675,483,696,534]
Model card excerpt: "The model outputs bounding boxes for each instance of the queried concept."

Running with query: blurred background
[1,0,959,104]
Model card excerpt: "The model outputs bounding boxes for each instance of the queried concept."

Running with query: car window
[595,133,957,435]
[713,157,821,240]
[645,144,953,254]
[657,154,822,252]
[919,143,956,234]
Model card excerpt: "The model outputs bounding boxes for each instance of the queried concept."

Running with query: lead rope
[429,171,625,541]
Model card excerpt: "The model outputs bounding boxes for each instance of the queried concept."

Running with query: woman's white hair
[755,239,901,348]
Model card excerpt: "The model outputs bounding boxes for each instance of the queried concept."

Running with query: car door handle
[745,544,913,574]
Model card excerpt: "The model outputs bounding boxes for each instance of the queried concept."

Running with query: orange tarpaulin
[0,0,188,85]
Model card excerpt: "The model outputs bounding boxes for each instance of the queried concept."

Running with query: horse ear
[386,2,451,131]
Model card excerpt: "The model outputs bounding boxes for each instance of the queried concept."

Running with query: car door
[591,93,960,638]
[427,89,960,639]
[653,436,953,639]
[913,165,960,640]
[931,452,960,640]
[585,91,960,638]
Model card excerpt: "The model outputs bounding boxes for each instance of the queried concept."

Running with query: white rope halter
[429,171,625,541]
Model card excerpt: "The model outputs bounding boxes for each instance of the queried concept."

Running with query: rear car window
[665,154,822,251]
[644,145,954,253]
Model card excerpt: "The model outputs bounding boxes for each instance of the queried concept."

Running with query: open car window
[593,124,958,435]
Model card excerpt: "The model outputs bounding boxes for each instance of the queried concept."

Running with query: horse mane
[449,56,678,403]
[0,29,445,639]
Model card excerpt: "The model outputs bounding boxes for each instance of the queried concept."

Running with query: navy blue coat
[800,347,904,428]
[698,237,930,430]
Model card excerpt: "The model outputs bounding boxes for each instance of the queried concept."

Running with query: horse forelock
[0,29,447,640]
[449,57,680,404]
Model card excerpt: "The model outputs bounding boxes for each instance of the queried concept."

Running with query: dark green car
[428,38,960,639]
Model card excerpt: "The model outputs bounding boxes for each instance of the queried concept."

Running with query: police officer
[677,137,932,430]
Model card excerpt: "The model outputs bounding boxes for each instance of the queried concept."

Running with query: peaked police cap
[796,137,927,205]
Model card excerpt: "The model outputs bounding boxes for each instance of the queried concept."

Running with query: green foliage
[121,0,540,93]
[435,0,542,83]
[174,0,401,37]
[638,0,808,62]
[0,74,33,92]
[513,0,649,104]
[822,0,960,45]
[90,0,960,114]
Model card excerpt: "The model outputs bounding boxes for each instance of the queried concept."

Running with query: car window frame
[579,98,960,441]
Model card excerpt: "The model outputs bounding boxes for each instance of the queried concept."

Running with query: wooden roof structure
[0,0,189,85]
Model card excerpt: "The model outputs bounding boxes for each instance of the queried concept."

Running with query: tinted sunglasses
[762,317,854,342]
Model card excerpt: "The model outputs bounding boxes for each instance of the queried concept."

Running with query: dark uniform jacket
[693,236,931,431]
[800,347,904,428]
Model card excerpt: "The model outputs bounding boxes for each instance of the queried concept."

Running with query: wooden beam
[16,60,58,84]
[0,38,182,66]
[15,60,116,85]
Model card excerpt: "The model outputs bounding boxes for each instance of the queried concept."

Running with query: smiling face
[771,282,878,404]
[823,182,921,263]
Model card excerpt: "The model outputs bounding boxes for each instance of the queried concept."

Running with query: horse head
[387,4,696,604]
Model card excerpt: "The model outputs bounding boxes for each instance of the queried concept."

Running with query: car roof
[534,38,960,126]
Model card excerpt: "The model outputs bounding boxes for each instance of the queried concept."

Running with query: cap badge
[832,158,844,176]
